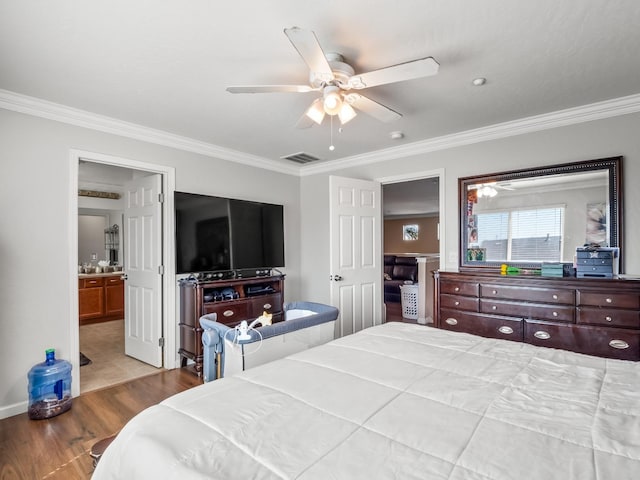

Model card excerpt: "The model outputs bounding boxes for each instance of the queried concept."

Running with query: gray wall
[78,214,108,265]
[2,106,640,418]
[0,109,301,417]
[298,112,640,304]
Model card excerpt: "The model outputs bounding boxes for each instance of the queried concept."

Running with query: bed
[93,322,640,479]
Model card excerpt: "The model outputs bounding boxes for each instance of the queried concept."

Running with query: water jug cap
[45,348,55,365]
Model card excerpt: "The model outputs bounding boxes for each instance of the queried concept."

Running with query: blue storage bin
[27,349,72,420]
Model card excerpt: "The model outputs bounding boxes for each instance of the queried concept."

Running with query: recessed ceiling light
[390,131,404,140]
[472,77,487,86]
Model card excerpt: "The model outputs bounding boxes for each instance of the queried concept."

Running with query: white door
[329,175,383,338]
[123,174,163,367]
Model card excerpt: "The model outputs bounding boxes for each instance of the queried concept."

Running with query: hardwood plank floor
[0,368,202,480]
[385,301,420,324]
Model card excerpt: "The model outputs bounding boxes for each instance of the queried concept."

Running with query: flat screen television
[175,191,285,274]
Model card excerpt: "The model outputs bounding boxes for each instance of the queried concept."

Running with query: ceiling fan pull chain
[329,115,335,151]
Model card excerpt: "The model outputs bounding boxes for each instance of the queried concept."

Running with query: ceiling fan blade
[348,57,439,89]
[284,27,334,84]
[346,93,402,122]
[295,113,316,129]
[226,85,318,94]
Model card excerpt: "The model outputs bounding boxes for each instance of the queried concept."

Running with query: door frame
[68,149,176,398]
[376,168,446,272]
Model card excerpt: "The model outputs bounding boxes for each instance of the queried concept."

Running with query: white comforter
[93,322,640,479]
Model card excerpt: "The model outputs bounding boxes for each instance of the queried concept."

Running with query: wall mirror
[459,157,623,272]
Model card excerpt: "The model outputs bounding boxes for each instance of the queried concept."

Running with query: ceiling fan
[226,27,439,128]
[470,182,516,198]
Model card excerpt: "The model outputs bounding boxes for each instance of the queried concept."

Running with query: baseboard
[0,400,27,420]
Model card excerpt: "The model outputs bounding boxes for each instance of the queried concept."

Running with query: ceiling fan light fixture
[323,86,343,115]
[477,185,498,198]
[306,98,326,125]
[338,103,357,124]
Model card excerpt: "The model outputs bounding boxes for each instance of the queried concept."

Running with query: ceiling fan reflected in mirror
[226,27,439,128]
[471,182,516,198]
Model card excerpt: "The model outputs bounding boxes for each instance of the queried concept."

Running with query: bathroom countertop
[78,271,124,279]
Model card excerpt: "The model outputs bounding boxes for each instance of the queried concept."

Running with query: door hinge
[158,265,165,275]
[159,337,165,348]
[158,192,165,203]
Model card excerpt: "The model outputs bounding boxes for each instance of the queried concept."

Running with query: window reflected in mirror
[459,157,622,271]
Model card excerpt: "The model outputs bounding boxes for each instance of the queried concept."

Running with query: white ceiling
[2,1,640,169]
[383,178,439,218]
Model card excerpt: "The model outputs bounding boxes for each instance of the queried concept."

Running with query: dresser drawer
[203,301,250,325]
[576,265,614,275]
[524,321,640,361]
[440,281,479,297]
[480,299,575,323]
[80,277,104,288]
[248,294,283,317]
[104,276,123,286]
[576,257,613,266]
[577,307,640,329]
[440,294,479,312]
[577,291,640,309]
[440,308,523,342]
[481,284,574,304]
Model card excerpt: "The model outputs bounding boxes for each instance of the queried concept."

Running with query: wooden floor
[0,368,202,480]
[385,301,421,324]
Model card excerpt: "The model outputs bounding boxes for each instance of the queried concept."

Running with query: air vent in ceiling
[281,152,321,164]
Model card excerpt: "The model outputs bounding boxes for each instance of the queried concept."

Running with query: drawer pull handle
[552,311,558,317]
[605,316,612,322]
[223,310,235,317]
[263,303,272,309]
[454,301,460,306]
[498,326,514,335]
[552,294,558,300]
[445,318,458,326]
[88,280,98,284]
[609,339,629,350]
[454,287,460,292]
[492,290,497,295]
[534,331,551,340]
[606,298,612,303]
[491,305,497,310]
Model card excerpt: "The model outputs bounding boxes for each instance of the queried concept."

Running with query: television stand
[178,274,285,376]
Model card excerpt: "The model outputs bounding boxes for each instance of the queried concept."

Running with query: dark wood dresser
[178,274,285,375]
[434,271,640,361]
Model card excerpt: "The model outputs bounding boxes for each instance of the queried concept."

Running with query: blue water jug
[27,348,72,420]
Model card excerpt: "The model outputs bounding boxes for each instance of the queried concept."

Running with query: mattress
[93,322,640,479]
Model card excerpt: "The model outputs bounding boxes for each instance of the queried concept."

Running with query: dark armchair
[384,255,418,303]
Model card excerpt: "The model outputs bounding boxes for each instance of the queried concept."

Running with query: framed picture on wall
[403,224,419,240]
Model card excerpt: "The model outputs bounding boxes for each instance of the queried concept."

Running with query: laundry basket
[400,284,419,320]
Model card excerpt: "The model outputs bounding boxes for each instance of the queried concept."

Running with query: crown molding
[2,88,639,178]
[0,89,299,176]
[299,93,640,176]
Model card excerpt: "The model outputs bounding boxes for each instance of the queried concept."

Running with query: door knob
[333,275,343,281]
[120,274,128,281]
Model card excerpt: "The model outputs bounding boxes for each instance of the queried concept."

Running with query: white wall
[298,113,640,303]
[3,106,640,418]
[0,109,301,418]
[78,214,108,265]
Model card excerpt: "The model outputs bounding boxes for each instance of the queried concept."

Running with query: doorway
[69,150,177,398]
[378,170,444,323]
